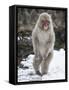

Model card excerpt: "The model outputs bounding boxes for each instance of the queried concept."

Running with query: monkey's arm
[45,33,55,58]
[32,31,39,56]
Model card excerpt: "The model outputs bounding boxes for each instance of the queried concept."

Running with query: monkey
[32,13,55,76]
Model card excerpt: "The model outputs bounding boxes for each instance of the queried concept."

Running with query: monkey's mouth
[44,25,49,30]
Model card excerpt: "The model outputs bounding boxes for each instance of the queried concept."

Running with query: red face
[42,20,50,30]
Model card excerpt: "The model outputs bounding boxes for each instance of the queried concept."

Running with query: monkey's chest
[38,31,49,45]
[37,31,50,56]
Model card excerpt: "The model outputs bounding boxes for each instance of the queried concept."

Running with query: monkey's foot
[41,72,48,76]
[36,71,42,76]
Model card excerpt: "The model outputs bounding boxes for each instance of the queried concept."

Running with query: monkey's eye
[41,20,45,23]
[42,20,50,27]
[42,20,50,24]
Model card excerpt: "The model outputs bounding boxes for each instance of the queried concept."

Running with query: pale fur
[32,13,55,75]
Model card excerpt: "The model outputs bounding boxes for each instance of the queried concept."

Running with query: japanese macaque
[32,13,55,76]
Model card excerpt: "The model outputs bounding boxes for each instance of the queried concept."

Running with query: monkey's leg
[33,56,42,76]
[41,52,53,75]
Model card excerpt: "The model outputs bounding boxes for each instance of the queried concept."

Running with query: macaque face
[41,19,50,30]
[38,13,51,31]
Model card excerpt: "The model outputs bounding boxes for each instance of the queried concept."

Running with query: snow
[18,49,65,82]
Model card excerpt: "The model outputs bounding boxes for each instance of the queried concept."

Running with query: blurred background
[17,8,66,66]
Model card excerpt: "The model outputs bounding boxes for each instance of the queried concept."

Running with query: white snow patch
[24,37,31,40]
[18,49,65,82]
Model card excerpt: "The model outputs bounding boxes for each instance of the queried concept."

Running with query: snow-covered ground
[18,49,65,82]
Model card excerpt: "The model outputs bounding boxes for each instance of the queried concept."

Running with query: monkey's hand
[45,33,55,58]
[43,50,49,60]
